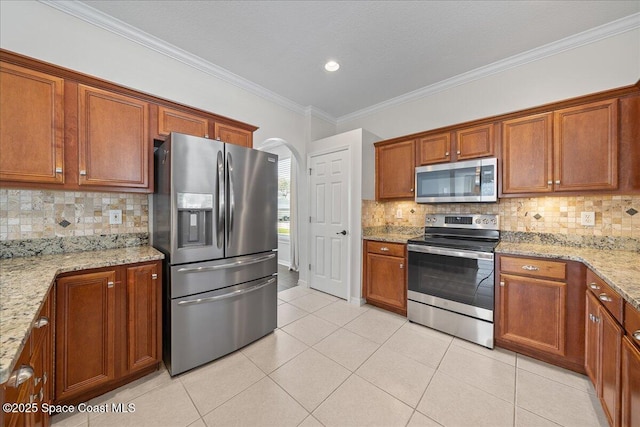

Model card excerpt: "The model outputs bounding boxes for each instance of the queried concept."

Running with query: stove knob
[492,219,497,224]
[483,219,489,224]
[475,219,481,224]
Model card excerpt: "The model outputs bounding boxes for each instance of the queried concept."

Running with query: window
[278,157,291,237]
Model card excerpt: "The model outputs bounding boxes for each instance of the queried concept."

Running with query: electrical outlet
[580,211,595,226]
[109,209,122,225]
[396,208,403,219]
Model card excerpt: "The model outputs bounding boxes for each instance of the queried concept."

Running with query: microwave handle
[475,166,481,186]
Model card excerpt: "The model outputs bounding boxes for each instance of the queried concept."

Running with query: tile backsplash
[363,195,640,238]
[0,189,149,241]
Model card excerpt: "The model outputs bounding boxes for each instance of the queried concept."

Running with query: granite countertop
[363,233,420,244]
[496,242,640,310]
[0,246,164,384]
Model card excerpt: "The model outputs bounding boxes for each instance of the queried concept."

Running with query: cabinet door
[78,84,150,189]
[125,263,161,374]
[600,306,622,427]
[554,99,618,191]
[585,291,600,387]
[622,336,640,427]
[364,252,406,314]
[501,113,554,194]
[0,62,64,185]
[1,336,33,427]
[157,105,209,138]
[55,270,117,403]
[498,274,566,356]
[375,140,415,199]
[214,122,252,147]
[416,133,451,165]
[455,123,495,160]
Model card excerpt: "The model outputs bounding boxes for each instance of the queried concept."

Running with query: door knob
[336,230,347,235]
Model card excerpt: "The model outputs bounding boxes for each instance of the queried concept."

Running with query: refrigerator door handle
[176,277,276,305]
[176,253,276,273]
[216,151,225,248]
[227,152,235,246]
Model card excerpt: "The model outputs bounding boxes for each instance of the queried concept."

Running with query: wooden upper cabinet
[157,106,209,139]
[416,132,451,165]
[454,123,495,160]
[0,62,65,185]
[554,99,618,191]
[376,139,415,200]
[77,84,150,190]
[214,122,253,148]
[501,113,553,194]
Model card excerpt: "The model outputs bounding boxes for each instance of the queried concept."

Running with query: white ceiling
[71,1,639,120]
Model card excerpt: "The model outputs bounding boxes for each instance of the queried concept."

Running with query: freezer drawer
[166,275,277,376]
[169,251,277,298]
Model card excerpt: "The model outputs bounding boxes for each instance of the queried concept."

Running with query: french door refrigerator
[153,132,278,376]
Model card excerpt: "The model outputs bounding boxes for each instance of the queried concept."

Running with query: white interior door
[309,148,350,299]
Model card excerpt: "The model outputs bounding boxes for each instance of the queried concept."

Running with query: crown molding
[39,0,311,117]
[337,12,640,125]
[305,106,338,125]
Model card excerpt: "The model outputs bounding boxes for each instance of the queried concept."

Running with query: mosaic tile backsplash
[0,189,149,240]
[362,195,640,238]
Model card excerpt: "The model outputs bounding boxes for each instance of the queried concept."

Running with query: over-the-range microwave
[415,157,497,203]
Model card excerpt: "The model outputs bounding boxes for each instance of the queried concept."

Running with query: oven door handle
[407,244,494,261]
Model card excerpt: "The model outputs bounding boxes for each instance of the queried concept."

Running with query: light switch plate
[109,209,122,225]
[580,211,595,226]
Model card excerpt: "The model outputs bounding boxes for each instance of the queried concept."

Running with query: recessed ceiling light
[324,61,340,72]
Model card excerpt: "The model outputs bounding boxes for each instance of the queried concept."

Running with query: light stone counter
[496,242,640,310]
[0,246,164,384]
[363,233,420,244]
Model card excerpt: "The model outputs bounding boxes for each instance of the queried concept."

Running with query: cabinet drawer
[586,269,623,324]
[500,256,566,280]
[366,241,405,257]
[625,301,640,347]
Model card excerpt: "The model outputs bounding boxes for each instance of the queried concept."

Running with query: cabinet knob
[547,180,552,185]
[380,247,389,251]
[108,281,115,288]
[55,167,63,173]
[598,293,612,302]
[588,283,600,291]
[499,281,505,287]
[34,316,49,329]
[633,330,640,342]
[205,134,209,138]
[7,365,33,388]
[151,273,158,280]
[399,263,404,269]
[456,150,461,155]
[79,170,87,176]
[410,188,414,192]
[521,265,539,271]
[445,152,449,156]
[555,180,560,184]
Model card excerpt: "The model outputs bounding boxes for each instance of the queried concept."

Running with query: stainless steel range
[407,214,499,348]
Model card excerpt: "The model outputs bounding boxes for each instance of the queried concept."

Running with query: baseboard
[350,297,366,306]
[297,279,309,288]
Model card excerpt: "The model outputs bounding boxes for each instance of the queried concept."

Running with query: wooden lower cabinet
[1,291,53,427]
[622,336,640,427]
[55,261,161,405]
[600,308,622,427]
[495,255,586,373]
[363,240,407,315]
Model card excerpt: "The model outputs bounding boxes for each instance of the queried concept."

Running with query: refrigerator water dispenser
[177,192,213,248]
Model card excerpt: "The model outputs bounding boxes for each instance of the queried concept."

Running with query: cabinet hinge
[309,216,312,223]
[309,168,312,175]
[309,264,312,271]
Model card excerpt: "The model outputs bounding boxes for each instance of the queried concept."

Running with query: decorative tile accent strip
[0,233,150,259]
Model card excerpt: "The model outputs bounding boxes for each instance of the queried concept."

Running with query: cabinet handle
[499,281,505,287]
[380,247,390,251]
[410,188,414,192]
[633,331,640,342]
[547,180,552,185]
[79,170,87,176]
[151,273,158,279]
[588,283,600,291]
[399,263,404,269]
[7,365,34,388]
[108,281,115,288]
[30,389,44,403]
[555,180,560,184]
[55,167,63,173]
[521,265,539,271]
[598,293,612,302]
[589,313,593,322]
[456,150,461,155]
[34,316,49,328]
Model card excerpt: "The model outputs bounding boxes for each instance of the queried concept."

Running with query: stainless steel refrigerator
[153,132,278,376]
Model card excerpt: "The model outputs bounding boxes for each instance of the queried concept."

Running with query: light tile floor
[51,286,608,427]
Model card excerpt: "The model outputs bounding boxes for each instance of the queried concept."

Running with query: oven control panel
[424,214,499,230]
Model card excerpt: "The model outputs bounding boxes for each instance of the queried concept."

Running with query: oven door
[407,244,494,321]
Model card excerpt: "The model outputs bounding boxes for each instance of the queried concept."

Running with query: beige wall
[363,195,640,238]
